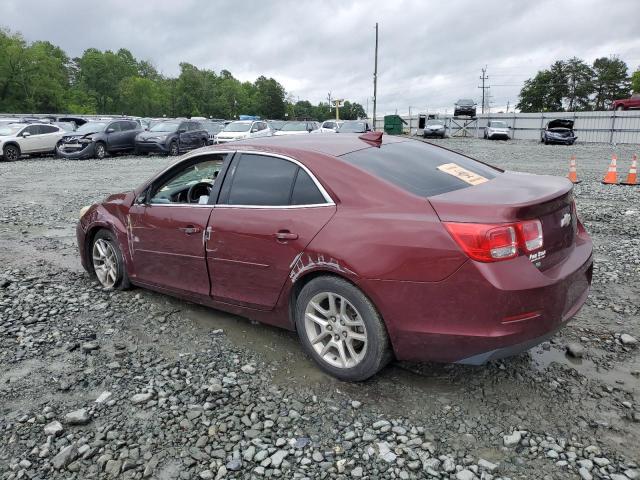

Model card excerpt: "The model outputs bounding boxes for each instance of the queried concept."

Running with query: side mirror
[22,131,31,137]
[177,128,186,134]
[106,128,115,133]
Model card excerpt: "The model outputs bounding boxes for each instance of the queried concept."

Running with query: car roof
[207,132,406,157]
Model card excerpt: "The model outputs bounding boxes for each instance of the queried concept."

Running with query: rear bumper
[361,234,593,364]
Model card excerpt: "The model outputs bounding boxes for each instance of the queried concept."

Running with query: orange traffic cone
[602,154,618,184]
[621,154,638,186]
[567,155,580,184]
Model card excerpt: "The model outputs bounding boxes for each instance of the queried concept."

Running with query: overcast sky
[4,0,639,115]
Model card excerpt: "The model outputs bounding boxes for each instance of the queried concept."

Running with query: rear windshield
[340,140,500,197]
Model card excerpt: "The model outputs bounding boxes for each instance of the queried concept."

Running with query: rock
[620,334,637,345]
[546,450,559,459]
[271,450,288,468]
[578,467,593,480]
[105,459,122,477]
[503,431,522,447]
[577,459,593,470]
[372,420,390,429]
[226,459,242,471]
[456,470,475,480]
[478,458,498,472]
[44,420,64,436]
[81,341,100,352]
[566,342,584,358]
[312,451,324,462]
[376,442,397,463]
[624,470,639,480]
[95,391,112,403]
[351,400,362,408]
[199,470,214,479]
[65,409,91,425]
[131,392,154,404]
[351,466,364,477]
[592,457,610,467]
[241,364,256,374]
[52,444,78,470]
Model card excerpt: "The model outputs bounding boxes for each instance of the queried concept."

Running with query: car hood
[274,130,309,136]
[218,131,250,138]
[546,119,574,129]
[62,132,98,141]
[139,131,172,139]
[426,124,445,129]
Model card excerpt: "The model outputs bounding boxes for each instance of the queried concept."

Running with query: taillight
[444,219,544,263]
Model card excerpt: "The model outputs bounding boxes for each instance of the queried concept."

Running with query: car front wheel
[91,229,130,290]
[169,141,179,156]
[95,142,106,159]
[2,144,20,161]
[295,276,391,381]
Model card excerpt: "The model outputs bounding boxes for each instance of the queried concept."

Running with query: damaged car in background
[422,118,446,138]
[541,119,577,145]
[76,133,593,381]
[57,119,142,159]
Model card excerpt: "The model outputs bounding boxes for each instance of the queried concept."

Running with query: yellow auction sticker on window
[437,163,489,185]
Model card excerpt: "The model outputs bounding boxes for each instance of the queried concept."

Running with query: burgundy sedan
[77,133,593,381]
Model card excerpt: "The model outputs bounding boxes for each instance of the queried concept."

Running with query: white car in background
[317,120,343,133]
[215,120,272,143]
[484,120,511,140]
[0,123,66,161]
[273,121,320,136]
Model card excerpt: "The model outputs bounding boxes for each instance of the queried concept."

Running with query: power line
[478,66,489,114]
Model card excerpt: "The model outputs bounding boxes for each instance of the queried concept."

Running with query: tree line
[0,28,366,120]
[517,56,639,112]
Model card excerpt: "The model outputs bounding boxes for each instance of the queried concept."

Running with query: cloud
[3,0,639,114]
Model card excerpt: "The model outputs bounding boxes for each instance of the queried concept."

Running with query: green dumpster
[383,115,407,135]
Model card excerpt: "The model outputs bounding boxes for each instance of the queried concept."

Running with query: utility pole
[506,100,510,113]
[372,22,379,130]
[478,66,489,114]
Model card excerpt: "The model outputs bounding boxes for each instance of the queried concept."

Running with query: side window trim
[215,151,335,209]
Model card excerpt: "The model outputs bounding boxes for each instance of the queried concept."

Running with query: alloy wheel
[170,142,178,156]
[92,238,118,288]
[4,146,19,161]
[304,292,368,369]
[95,143,106,159]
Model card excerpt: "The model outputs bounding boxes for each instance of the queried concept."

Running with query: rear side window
[291,169,326,205]
[41,125,59,133]
[340,140,500,197]
[225,154,298,206]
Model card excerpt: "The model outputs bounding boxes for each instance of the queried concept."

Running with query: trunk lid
[429,171,576,270]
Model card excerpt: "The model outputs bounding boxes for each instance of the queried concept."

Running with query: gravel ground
[0,138,638,480]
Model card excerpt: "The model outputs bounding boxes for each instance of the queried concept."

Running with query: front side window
[150,156,225,204]
[107,122,121,133]
[24,125,42,135]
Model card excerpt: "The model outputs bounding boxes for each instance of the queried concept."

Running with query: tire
[90,229,130,291]
[94,142,106,159]
[295,276,391,381]
[2,144,20,161]
[616,105,624,111]
[199,138,206,148]
[169,141,179,156]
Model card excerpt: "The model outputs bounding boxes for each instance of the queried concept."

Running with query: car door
[121,121,139,150]
[19,125,44,153]
[105,121,124,150]
[208,152,336,310]
[40,124,63,152]
[127,153,228,295]
[177,121,190,150]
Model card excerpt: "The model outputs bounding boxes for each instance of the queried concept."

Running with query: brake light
[444,219,544,262]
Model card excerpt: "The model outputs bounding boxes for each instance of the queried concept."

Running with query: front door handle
[275,230,298,241]
[179,225,201,235]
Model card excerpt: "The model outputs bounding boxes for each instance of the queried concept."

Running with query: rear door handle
[275,230,298,241]
[179,225,201,235]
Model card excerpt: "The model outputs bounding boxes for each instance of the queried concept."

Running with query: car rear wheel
[169,141,179,156]
[3,144,20,161]
[199,139,206,148]
[616,105,624,111]
[295,276,391,381]
[95,142,106,159]
[91,229,130,290]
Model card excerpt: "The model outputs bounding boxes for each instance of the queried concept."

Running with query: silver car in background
[484,120,511,140]
[422,119,446,138]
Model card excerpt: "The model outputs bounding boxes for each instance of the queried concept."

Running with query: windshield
[76,122,106,134]
[0,125,23,136]
[281,122,308,131]
[202,123,225,134]
[150,121,180,132]
[268,120,285,130]
[224,122,251,132]
[339,122,367,133]
[489,121,507,128]
[458,99,475,105]
[426,120,444,126]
